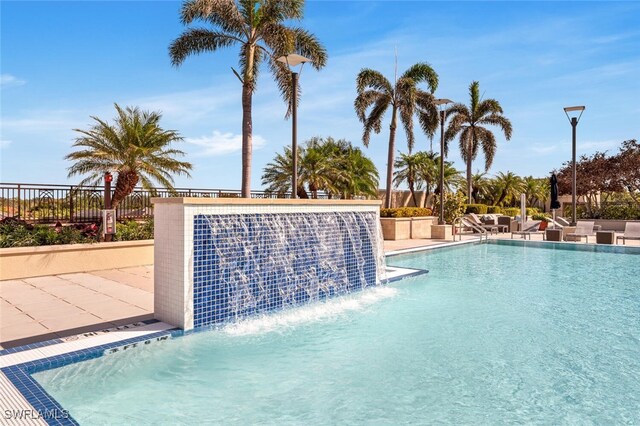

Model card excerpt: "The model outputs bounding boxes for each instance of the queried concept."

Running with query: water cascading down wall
[152,198,386,330]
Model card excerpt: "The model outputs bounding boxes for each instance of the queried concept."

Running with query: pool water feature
[34,243,640,424]
[192,211,383,327]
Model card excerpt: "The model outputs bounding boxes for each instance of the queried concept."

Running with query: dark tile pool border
[1,328,180,425]
[492,238,640,254]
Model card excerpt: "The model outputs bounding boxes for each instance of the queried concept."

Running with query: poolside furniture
[498,216,518,233]
[467,213,505,233]
[511,221,543,240]
[565,221,596,243]
[544,228,563,242]
[616,222,640,245]
[596,231,615,245]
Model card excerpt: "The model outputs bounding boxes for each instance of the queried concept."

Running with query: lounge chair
[565,220,596,243]
[467,213,504,233]
[616,222,640,245]
[511,221,543,240]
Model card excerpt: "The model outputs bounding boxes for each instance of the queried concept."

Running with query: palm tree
[298,144,341,199]
[354,62,439,208]
[470,171,491,204]
[66,104,192,208]
[261,146,296,197]
[523,176,549,210]
[169,0,327,198]
[262,137,378,200]
[416,151,439,207]
[493,171,524,206]
[339,146,379,199]
[444,81,513,203]
[393,152,426,207]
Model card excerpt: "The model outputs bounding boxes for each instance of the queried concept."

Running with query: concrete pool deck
[1,233,637,350]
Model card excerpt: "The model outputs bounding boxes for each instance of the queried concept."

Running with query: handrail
[0,182,332,223]
[453,216,488,242]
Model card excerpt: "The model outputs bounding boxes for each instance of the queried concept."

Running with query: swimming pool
[33,242,640,424]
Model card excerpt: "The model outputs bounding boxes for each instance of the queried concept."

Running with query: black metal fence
[0,183,323,224]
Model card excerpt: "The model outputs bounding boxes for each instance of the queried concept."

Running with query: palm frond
[180,0,246,35]
[476,126,497,171]
[400,62,438,93]
[356,69,392,94]
[169,29,240,66]
[477,113,513,140]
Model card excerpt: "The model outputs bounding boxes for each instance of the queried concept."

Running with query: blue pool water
[34,243,640,424]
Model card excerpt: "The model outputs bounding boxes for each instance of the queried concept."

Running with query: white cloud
[0,140,12,149]
[0,74,26,87]
[186,131,266,156]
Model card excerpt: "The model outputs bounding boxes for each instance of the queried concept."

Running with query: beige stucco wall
[0,240,154,280]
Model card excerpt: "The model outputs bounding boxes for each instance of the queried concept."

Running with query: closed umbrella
[550,173,561,229]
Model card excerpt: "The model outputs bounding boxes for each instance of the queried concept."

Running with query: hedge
[464,204,488,214]
[380,207,433,218]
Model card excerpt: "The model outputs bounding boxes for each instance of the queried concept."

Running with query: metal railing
[453,216,488,242]
[0,183,328,224]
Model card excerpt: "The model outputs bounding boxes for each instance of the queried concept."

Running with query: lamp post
[276,53,312,199]
[563,105,585,226]
[104,172,113,242]
[435,98,453,225]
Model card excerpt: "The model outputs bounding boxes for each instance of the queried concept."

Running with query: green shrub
[599,204,640,220]
[432,192,466,224]
[380,207,433,218]
[526,207,541,216]
[464,204,488,215]
[0,219,94,248]
[532,213,550,222]
[486,206,503,214]
[502,208,520,218]
[114,219,154,241]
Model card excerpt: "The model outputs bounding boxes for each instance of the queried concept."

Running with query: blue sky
[1,1,639,190]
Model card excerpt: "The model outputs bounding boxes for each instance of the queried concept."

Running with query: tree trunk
[385,107,398,209]
[111,170,138,209]
[466,157,473,204]
[241,43,256,199]
[409,180,417,207]
[241,83,253,198]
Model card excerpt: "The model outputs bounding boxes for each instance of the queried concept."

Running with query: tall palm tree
[444,81,513,203]
[66,104,192,208]
[169,0,327,198]
[354,62,439,208]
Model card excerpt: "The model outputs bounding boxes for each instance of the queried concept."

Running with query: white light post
[563,105,585,225]
[434,98,453,225]
[277,54,312,199]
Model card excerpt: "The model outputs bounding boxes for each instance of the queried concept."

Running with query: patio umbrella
[550,173,561,228]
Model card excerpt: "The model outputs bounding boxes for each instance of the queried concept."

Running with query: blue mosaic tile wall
[192,211,380,328]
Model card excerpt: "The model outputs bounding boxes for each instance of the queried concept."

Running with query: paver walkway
[0,266,153,349]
